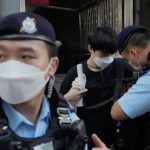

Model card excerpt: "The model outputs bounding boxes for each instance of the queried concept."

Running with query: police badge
[20,17,37,34]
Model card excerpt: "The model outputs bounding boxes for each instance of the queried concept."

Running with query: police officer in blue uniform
[111,25,150,120]
[92,25,150,150]
[0,12,87,150]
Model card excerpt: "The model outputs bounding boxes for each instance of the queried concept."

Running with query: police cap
[117,25,146,53]
[0,12,56,46]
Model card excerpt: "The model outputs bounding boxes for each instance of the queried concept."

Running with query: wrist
[64,93,71,101]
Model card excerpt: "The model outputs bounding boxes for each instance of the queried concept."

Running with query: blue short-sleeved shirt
[2,96,79,138]
[118,70,150,119]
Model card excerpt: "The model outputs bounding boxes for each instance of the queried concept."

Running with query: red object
[30,0,49,5]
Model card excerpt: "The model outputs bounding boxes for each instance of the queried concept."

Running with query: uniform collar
[2,96,50,131]
[139,62,150,77]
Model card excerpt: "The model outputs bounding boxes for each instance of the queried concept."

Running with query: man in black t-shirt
[60,27,134,149]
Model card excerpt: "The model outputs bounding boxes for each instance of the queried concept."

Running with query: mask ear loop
[128,52,135,68]
[136,54,141,67]
[44,57,56,83]
[47,57,58,98]
[44,58,53,73]
[46,58,55,98]
[128,51,132,64]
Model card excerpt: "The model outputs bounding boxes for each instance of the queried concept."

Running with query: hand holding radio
[64,64,87,107]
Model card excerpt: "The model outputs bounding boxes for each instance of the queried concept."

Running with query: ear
[48,57,59,76]
[129,48,138,56]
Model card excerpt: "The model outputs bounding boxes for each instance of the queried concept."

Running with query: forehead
[0,40,48,51]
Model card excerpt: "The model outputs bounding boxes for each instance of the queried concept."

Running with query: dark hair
[45,43,57,59]
[87,27,117,54]
[126,30,150,49]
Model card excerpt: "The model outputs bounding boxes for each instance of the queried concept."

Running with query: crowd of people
[0,11,149,150]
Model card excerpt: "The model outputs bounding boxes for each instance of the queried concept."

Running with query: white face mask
[93,54,115,70]
[0,60,52,104]
[129,62,143,72]
[114,50,122,58]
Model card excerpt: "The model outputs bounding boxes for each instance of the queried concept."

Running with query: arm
[111,59,135,120]
[111,73,150,120]
[111,101,128,120]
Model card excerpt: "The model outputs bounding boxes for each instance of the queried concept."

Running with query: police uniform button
[0,125,8,135]
[1,125,8,134]
[2,125,8,131]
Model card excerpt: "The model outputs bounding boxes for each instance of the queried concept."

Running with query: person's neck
[87,57,100,72]
[12,90,45,124]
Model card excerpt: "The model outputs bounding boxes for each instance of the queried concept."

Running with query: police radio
[57,107,88,150]
[76,64,86,107]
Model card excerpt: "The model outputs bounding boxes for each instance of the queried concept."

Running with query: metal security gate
[79,0,133,49]
[79,1,98,48]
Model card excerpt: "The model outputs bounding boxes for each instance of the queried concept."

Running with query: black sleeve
[122,59,134,78]
[114,58,134,79]
[59,66,78,95]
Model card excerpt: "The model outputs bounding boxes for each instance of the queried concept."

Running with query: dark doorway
[34,6,81,73]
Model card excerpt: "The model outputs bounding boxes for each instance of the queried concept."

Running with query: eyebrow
[18,47,36,53]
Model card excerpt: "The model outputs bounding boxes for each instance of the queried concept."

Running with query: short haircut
[87,27,117,54]
[126,30,150,49]
[45,43,57,59]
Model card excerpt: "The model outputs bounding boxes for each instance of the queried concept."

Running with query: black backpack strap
[83,79,122,109]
